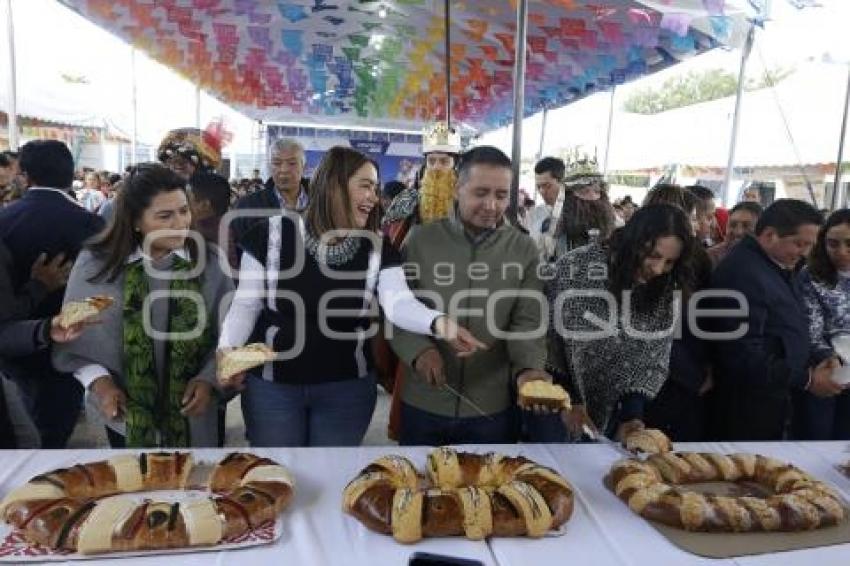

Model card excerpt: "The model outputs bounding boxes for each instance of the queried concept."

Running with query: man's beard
[418,168,456,223]
[555,190,615,245]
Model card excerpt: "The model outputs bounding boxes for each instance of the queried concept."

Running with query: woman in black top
[219,146,482,447]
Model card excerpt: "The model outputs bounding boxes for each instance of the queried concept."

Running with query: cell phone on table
[408,552,484,566]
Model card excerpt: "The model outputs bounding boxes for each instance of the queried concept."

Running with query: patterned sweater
[546,243,678,431]
[800,266,850,365]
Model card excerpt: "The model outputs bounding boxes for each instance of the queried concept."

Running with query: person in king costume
[381,122,462,248]
[377,122,463,439]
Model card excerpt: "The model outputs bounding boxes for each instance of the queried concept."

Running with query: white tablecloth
[1,442,850,566]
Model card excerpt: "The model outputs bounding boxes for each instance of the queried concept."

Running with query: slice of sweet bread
[518,381,571,410]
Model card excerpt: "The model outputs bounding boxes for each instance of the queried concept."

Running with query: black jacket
[0,188,104,318]
[0,237,48,324]
[0,189,103,422]
[231,178,309,255]
[0,239,49,449]
[708,235,811,440]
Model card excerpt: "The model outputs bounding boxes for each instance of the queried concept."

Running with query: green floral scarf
[122,255,213,447]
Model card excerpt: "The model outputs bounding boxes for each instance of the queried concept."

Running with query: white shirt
[527,191,564,259]
[218,255,441,349]
[77,188,105,212]
[527,205,551,238]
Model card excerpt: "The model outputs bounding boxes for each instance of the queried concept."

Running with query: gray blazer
[52,246,234,447]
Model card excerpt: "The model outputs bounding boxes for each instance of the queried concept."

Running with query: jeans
[241,373,377,447]
[522,412,567,443]
[399,403,518,446]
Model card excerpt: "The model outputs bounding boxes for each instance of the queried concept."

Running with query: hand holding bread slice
[57,295,114,329]
[217,343,276,387]
[518,380,571,412]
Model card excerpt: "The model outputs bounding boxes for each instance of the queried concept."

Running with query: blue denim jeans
[241,373,377,447]
[399,403,518,446]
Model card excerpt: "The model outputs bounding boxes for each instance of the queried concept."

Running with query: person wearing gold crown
[550,159,617,261]
[377,122,463,440]
[381,122,462,249]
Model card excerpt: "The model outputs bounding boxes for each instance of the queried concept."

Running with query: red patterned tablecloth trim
[0,520,276,558]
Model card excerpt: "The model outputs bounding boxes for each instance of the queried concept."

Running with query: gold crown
[562,148,599,176]
[422,122,461,154]
[562,151,603,188]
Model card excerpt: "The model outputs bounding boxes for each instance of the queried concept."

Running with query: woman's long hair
[305,146,380,237]
[808,208,850,288]
[555,186,616,247]
[640,183,711,288]
[607,203,699,310]
[642,183,697,216]
[87,163,192,282]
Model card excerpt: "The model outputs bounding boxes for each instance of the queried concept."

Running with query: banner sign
[350,139,390,156]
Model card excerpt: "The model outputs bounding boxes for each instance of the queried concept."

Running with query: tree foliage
[622,67,794,114]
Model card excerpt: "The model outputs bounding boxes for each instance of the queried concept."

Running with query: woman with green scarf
[53,163,233,447]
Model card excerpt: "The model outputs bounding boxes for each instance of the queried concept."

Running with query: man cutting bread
[389,147,563,445]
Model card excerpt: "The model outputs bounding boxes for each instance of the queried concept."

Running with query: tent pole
[830,64,850,210]
[509,0,529,225]
[5,0,18,150]
[255,120,262,176]
[130,47,138,165]
[444,0,451,127]
[536,108,548,161]
[195,84,201,129]
[603,86,616,176]
[722,25,755,207]
[100,123,107,170]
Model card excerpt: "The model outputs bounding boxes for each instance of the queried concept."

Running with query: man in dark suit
[229,138,309,254]
[0,140,105,447]
[708,199,837,440]
[0,237,90,448]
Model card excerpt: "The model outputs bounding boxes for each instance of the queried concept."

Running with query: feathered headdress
[157,119,232,172]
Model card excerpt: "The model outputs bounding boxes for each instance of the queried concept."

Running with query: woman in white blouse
[219,146,483,447]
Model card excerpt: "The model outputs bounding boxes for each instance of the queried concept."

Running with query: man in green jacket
[389,146,554,445]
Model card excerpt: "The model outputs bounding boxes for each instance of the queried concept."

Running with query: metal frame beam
[509,0,529,224]
[721,24,755,207]
[830,64,850,210]
[4,0,18,150]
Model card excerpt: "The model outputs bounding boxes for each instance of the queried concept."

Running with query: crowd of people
[0,124,848,452]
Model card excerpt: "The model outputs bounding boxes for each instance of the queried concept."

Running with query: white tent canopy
[484,62,848,172]
[0,69,106,129]
[605,63,849,171]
